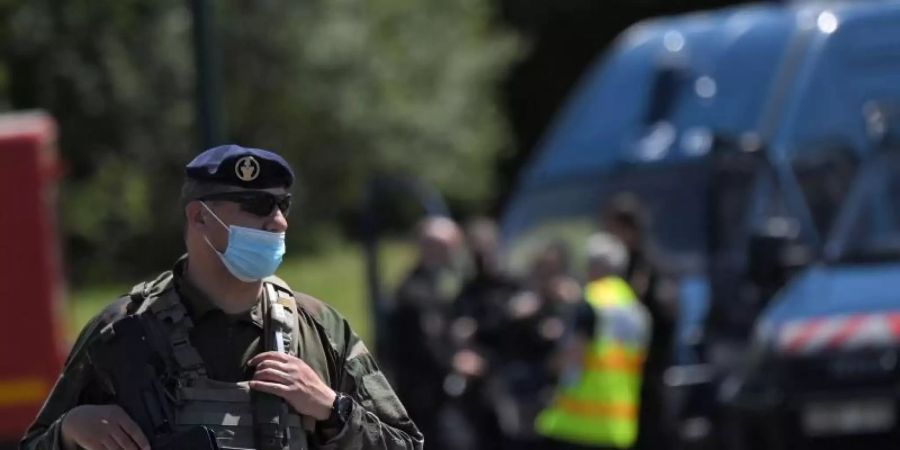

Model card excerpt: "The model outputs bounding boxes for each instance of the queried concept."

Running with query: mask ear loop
[200,201,230,254]
[200,201,230,230]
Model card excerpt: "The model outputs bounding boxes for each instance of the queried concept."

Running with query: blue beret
[185,144,294,189]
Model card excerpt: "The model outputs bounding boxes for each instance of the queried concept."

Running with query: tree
[221,0,520,229]
[2,0,196,282]
[1,0,520,283]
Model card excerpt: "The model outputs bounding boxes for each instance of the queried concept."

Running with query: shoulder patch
[347,339,369,360]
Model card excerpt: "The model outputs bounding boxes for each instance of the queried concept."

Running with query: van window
[644,67,691,125]
[838,153,900,261]
[791,146,859,237]
[502,216,595,282]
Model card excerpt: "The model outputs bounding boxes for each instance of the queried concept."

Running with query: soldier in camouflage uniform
[21,145,423,450]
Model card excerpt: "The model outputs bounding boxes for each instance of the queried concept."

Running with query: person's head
[530,239,570,285]
[585,232,629,281]
[416,216,464,271]
[182,144,295,283]
[464,216,500,275]
[601,192,646,251]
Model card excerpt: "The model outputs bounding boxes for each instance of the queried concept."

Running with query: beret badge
[235,156,261,182]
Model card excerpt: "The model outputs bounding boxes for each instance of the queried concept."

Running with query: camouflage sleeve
[20,300,124,450]
[316,325,425,450]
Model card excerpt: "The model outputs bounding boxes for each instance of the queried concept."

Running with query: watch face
[336,393,353,421]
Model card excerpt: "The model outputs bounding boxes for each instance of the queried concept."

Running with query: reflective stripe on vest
[536,277,650,448]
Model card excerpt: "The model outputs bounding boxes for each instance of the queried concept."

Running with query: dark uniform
[448,257,523,449]
[493,290,568,450]
[627,248,674,450]
[22,145,423,450]
[602,196,675,450]
[386,262,461,450]
[492,244,580,450]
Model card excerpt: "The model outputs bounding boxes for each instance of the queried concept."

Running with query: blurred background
[7,0,900,449]
[0,0,754,345]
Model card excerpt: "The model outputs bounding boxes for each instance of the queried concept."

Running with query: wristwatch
[320,392,353,430]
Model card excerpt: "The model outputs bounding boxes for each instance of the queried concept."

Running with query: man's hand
[249,351,337,421]
[61,404,150,450]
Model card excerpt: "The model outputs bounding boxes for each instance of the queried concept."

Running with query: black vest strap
[130,273,306,449]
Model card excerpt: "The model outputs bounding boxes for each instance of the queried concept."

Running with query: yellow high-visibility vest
[536,277,651,448]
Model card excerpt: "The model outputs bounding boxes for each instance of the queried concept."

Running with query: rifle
[88,314,220,450]
[253,283,295,450]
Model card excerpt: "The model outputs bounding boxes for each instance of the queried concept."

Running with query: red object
[0,111,66,441]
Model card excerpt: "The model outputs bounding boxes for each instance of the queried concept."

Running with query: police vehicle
[498,1,900,448]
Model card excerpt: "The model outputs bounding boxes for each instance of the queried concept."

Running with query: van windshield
[500,162,711,279]
[500,143,776,281]
[832,153,900,262]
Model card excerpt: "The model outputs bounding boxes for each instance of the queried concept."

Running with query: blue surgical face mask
[201,202,286,282]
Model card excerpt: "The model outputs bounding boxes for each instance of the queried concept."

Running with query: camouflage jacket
[21,262,424,450]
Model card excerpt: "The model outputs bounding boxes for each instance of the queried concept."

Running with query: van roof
[514,0,900,194]
[502,1,900,243]
[516,4,786,191]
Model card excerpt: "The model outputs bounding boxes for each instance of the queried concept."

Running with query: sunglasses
[199,191,292,217]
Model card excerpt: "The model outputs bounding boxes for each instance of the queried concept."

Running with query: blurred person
[452,216,520,350]
[22,145,423,450]
[385,215,466,450]
[445,217,523,449]
[488,240,580,450]
[528,239,582,310]
[536,232,651,450]
[601,193,676,450]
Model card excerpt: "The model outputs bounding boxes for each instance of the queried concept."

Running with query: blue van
[730,132,900,450]
[499,1,900,448]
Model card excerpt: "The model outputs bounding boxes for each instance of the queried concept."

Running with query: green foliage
[2,0,196,282]
[221,0,521,221]
[1,0,519,284]
[275,238,416,344]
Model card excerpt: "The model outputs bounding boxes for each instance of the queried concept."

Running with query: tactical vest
[128,273,315,450]
[535,277,651,448]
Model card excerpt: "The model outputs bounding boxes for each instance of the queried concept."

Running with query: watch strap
[321,392,352,429]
